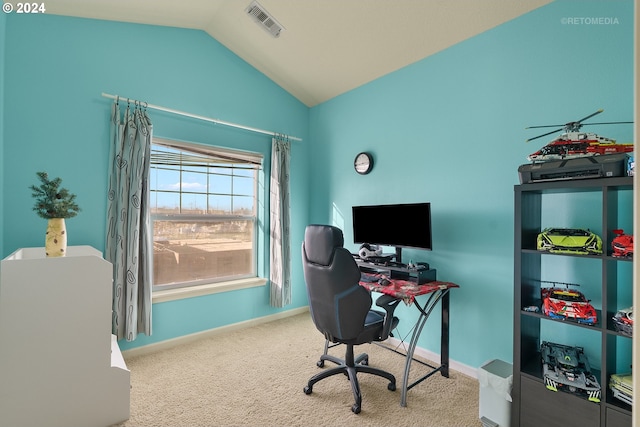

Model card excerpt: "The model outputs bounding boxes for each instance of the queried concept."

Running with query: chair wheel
[360,358,368,366]
[317,360,325,368]
[304,385,312,395]
[388,382,396,391]
[351,404,361,414]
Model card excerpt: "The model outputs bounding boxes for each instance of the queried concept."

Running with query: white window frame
[149,138,267,300]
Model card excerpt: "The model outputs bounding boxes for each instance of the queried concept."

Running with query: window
[149,138,263,291]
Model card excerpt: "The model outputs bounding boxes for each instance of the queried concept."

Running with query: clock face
[354,152,373,174]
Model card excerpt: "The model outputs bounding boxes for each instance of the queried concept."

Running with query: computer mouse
[378,277,391,286]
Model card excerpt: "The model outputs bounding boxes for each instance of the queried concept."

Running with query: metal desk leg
[440,290,450,378]
[400,307,429,407]
[399,289,450,407]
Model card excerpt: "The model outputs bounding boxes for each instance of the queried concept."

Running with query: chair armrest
[375,294,400,340]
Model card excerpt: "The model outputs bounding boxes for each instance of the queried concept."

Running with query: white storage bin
[478,359,513,427]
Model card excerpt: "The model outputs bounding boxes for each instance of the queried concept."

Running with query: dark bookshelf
[513,177,633,427]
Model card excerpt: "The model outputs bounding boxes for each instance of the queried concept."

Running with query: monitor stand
[393,247,430,271]
[395,247,403,263]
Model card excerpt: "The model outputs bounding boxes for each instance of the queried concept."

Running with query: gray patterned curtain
[106,100,153,341]
[269,134,291,307]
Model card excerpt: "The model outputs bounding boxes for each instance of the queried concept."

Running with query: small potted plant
[30,171,81,257]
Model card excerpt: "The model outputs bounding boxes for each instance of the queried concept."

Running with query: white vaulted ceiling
[41,0,552,107]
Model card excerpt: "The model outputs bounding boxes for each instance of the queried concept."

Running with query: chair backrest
[302,225,372,343]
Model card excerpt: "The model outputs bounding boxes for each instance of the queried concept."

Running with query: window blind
[152,137,263,169]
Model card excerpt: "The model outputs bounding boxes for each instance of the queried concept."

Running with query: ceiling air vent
[245,1,284,38]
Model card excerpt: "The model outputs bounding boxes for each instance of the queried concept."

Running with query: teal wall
[0,1,634,368]
[0,11,5,258]
[1,15,311,349]
[308,0,634,367]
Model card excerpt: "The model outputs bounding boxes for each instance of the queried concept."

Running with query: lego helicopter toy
[526,109,633,162]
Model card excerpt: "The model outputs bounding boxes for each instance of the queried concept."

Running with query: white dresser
[0,246,130,427]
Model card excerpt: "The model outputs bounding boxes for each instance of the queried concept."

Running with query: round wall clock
[354,152,373,175]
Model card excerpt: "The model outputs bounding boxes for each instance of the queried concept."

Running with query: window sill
[153,277,268,303]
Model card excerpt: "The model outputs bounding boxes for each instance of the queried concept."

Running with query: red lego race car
[611,229,633,258]
[541,284,597,325]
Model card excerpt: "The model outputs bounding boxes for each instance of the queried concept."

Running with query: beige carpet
[113,312,481,427]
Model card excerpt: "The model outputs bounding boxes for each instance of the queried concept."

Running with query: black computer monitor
[352,202,432,263]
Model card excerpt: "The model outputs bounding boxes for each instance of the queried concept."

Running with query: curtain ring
[116,95,119,105]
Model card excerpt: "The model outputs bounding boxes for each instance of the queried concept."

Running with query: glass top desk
[358,269,459,407]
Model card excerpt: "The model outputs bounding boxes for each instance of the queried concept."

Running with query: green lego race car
[609,372,633,406]
[537,228,603,255]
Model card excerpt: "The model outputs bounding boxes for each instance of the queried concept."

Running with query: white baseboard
[121,306,310,359]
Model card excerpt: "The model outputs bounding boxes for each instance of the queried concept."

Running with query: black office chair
[301,225,400,414]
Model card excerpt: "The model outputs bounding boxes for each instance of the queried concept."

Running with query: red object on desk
[359,273,459,305]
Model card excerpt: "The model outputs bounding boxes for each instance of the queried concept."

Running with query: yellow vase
[45,218,67,257]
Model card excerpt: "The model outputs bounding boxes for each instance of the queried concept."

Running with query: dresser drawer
[519,376,600,427]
